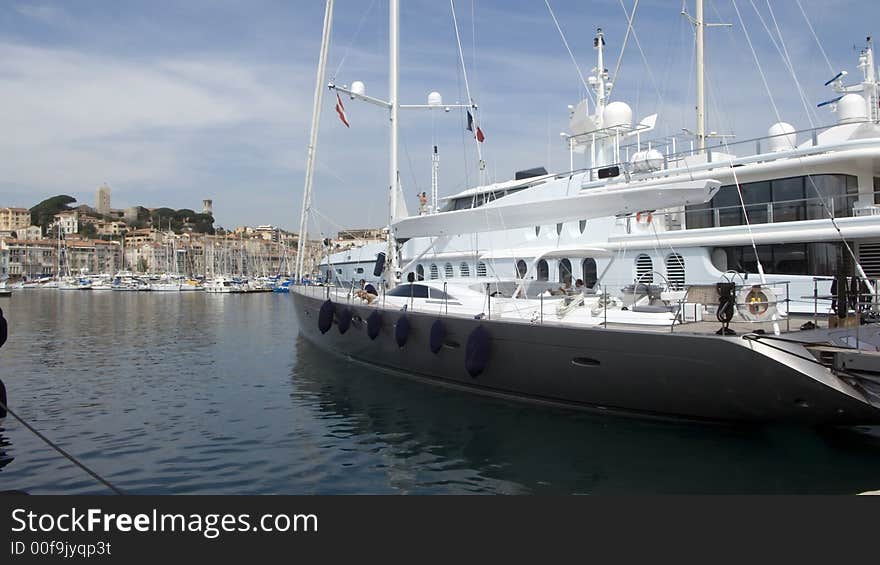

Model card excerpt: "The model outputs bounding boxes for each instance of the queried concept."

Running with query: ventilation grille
[636,254,654,283]
[666,253,685,289]
[460,262,470,277]
[476,262,487,277]
[430,264,439,279]
[444,263,454,278]
[859,242,880,278]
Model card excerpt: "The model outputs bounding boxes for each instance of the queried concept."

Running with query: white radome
[836,93,867,124]
[603,101,632,129]
[351,81,366,97]
[767,122,797,152]
[427,91,442,106]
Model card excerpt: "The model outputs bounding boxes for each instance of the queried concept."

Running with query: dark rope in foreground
[0,398,124,495]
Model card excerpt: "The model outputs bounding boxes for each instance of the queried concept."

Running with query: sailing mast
[295,0,335,282]
[387,0,401,284]
[685,0,729,151]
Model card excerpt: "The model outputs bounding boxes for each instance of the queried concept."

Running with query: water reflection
[0,425,14,472]
[291,335,880,494]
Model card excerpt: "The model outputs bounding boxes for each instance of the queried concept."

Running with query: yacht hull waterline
[292,288,880,425]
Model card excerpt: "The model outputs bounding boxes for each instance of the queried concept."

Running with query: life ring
[736,285,777,322]
[635,211,653,225]
[318,300,335,334]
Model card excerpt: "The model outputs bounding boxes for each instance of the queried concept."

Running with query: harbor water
[2,291,880,494]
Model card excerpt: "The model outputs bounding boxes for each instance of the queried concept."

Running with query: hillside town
[0,184,377,291]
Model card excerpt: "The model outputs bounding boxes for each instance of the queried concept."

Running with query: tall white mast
[695,0,706,151]
[387,0,401,283]
[295,0,334,281]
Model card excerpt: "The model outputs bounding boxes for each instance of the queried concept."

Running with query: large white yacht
[292,0,880,425]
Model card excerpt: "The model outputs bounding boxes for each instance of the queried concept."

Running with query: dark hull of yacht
[292,289,880,425]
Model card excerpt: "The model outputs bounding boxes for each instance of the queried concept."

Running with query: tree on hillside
[78,223,97,238]
[29,195,77,231]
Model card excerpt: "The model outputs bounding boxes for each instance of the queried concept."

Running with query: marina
[4,0,880,499]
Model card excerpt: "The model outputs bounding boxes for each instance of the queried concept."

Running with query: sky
[0,0,878,236]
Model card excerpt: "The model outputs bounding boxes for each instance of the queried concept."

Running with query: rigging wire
[330,0,378,81]
[794,0,835,75]
[610,0,639,91]
[0,398,124,495]
[616,0,665,114]
[748,0,817,128]
[450,0,485,182]
[543,0,595,107]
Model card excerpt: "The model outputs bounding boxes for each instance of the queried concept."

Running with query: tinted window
[387,284,429,298]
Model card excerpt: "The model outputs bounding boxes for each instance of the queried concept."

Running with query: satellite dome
[837,93,867,124]
[767,122,796,152]
[351,81,366,96]
[603,101,632,129]
[427,91,443,106]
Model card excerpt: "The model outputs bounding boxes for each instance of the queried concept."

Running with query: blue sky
[0,1,877,235]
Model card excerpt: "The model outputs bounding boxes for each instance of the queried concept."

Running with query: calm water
[2,290,880,494]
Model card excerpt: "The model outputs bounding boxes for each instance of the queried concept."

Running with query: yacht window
[476,262,488,277]
[772,177,806,223]
[537,259,549,281]
[556,223,563,236]
[579,220,587,234]
[516,259,528,279]
[429,264,439,280]
[335,268,342,274]
[416,264,425,281]
[444,263,454,278]
[685,175,858,229]
[452,198,473,211]
[387,284,429,298]
[582,258,598,289]
[665,253,685,289]
[635,254,653,284]
[558,258,572,285]
[460,262,470,277]
[535,226,541,237]
[356,267,364,274]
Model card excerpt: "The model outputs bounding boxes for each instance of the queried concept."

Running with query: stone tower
[96,184,111,215]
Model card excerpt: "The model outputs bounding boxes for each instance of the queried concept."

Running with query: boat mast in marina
[296,0,334,282]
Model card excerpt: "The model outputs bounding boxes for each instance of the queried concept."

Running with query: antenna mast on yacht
[296,0,334,282]
[695,0,705,151]
[683,0,730,151]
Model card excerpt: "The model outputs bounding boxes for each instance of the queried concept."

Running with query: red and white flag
[335,93,350,128]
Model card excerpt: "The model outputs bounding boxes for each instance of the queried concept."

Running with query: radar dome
[427,91,442,106]
[603,101,632,129]
[767,122,796,152]
[837,94,867,124]
[351,81,366,97]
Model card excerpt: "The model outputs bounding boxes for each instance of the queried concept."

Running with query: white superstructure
[318,14,880,316]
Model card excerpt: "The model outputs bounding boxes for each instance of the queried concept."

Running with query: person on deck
[355,279,378,304]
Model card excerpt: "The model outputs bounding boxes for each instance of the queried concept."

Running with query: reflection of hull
[292,287,880,425]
